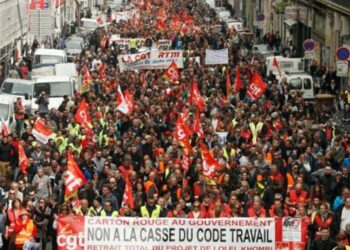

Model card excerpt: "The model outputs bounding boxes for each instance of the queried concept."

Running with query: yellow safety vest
[223,148,235,161]
[140,205,161,218]
[249,122,263,145]
[15,219,34,247]
[100,210,119,217]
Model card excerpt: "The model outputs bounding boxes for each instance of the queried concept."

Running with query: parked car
[0,96,16,133]
[0,78,34,114]
[65,36,85,61]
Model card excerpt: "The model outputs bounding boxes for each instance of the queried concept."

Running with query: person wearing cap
[140,195,161,218]
[14,210,39,250]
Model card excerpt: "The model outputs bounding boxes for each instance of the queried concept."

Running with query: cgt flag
[75,98,93,134]
[82,65,92,93]
[163,61,179,83]
[189,81,205,112]
[124,89,135,113]
[200,143,221,177]
[193,110,204,139]
[246,72,267,101]
[18,143,29,175]
[116,85,130,114]
[64,153,87,201]
[32,118,53,144]
[272,57,282,78]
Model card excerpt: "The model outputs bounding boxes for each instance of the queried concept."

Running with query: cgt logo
[57,232,84,250]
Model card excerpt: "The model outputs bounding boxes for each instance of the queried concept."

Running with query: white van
[0,78,34,114]
[285,73,314,99]
[266,56,304,78]
[32,76,78,111]
[33,49,67,69]
[205,0,215,8]
[0,96,16,133]
[225,19,243,32]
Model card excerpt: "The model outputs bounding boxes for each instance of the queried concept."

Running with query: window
[1,82,33,96]
[33,55,64,69]
[34,82,72,98]
[304,79,312,89]
[289,78,302,90]
[0,104,9,120]
[314,12,326,34]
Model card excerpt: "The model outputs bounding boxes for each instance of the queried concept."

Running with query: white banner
[112,9,139,22]
[118,50,184,71]
[84,217,275,249]
[110,37,171,50]
[205,49,229,65]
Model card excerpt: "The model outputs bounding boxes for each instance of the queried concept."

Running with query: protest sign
[118,50,184,71]
[57,217,308,250]
[205,49,228,65]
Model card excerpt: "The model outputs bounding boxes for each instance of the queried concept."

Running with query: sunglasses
[9,192,15,195]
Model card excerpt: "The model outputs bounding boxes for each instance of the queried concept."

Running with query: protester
[0,0,348,249]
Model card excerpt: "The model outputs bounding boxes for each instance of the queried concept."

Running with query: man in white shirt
[336,197,350,233]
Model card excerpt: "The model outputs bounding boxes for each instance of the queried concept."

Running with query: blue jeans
[15,118,23,136]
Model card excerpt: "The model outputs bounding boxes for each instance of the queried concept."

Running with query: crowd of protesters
[0,0,350,249]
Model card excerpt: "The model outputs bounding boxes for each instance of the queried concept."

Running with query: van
[32,76,78,111]
[205,0,215,8]
[225,19,243,32]
[285,73,314,99]
[266,56,304,78]
[33,49,67,69]
[0,96,16,133]
[0,78,34,114]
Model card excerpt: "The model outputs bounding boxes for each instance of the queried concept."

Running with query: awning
[284,19,297,28]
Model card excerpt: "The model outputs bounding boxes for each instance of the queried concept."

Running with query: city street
[0,0,349,250]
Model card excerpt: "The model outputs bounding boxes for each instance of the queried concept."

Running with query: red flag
[122,178,135,209]
[181,154,190,173]
[200,143,220,177]
[174,116,192,152]
[18,143,29,175]
[32,118,53,144]
[193,110,204,138]
[233,66,243,93]
[157,20,166,31]
[189,81,205,112]
[116,85,130,114]
[64,153,87,201]
[124,89,134,113]
[163,61,179,83]
[99,64,106,82]
[226,69,232,97]
[82,65,92,93]
[30,0,44,10]
[74,98,93,134]
[272,57,282,78]
[246,72,267,101]
[1,118,9,136]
